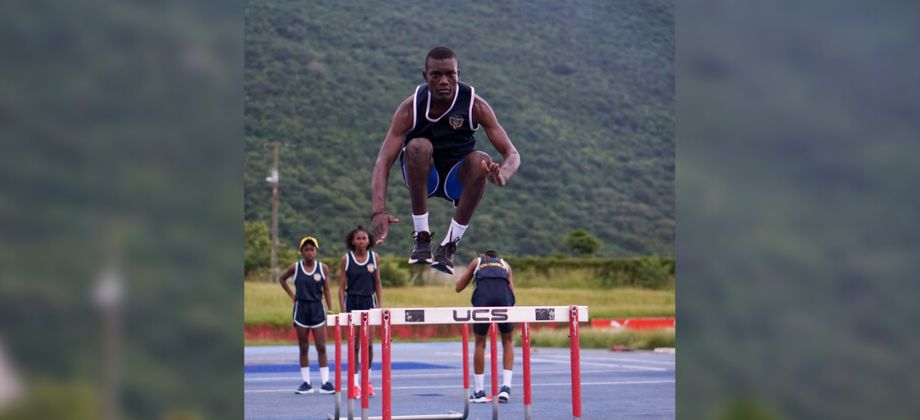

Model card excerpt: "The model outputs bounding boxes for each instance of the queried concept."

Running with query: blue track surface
[245,342,675,419]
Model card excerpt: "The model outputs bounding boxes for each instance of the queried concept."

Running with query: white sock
[441,219,468,245]
[412,212,429,233]
[320,366,329,384]
[301,367,311,384]
[474,374,484,392]
[354,372,360,384]
[503,369,513,388]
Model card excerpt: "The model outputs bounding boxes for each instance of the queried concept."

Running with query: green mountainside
[244,0,674,258]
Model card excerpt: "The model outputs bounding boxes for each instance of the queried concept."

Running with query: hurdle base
[364,412,465,420]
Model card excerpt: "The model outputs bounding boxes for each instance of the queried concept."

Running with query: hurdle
[328,305,589,420]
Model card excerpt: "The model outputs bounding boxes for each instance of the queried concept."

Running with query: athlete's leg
[296,325,313,391]
[473,333,487,374]
[403,137,434,215]
[313,326,328,367]
[453,151,491,224]
[297,326,311,368]
[501,331,514,370]
[312,326,332,389]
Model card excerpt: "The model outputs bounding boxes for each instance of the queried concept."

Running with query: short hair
[483,249,499,258]
[425,47,458,70]
[344,225,376,251]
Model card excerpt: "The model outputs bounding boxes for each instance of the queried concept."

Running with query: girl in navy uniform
[455,249,516,403]
[279,236,335,394]
[337,226,383,397]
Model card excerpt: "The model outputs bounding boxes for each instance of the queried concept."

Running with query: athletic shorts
[471,279,516,336]
[345,294,377,312]
[293,300,327,328]
[400,148,468,207]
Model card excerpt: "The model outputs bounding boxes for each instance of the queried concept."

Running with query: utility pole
[266,141,280,282]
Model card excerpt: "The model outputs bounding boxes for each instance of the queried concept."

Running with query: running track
[245,342,674,419]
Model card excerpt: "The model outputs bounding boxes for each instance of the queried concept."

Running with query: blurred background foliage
[677,0,920,419]
[0,0,242,418]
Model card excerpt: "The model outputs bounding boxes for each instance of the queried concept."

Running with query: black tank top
[404,81,479,160]
[345,251,377,296]
[294,260,326,302]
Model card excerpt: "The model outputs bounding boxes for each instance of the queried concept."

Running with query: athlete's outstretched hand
[481,159,507,187]
[372,212,400,244]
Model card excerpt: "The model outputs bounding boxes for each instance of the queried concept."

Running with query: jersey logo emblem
[367,264,376,273]
[313,273,322,281]
[449,113,464,129]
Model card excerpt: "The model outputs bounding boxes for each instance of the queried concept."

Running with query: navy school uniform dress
[292,260,328,328]
[344,251,378,312]
[471,256,516,336]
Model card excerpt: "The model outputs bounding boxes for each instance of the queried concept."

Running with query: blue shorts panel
[400,148,467,207]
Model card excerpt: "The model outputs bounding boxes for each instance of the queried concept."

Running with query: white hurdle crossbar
[327,306,589,420]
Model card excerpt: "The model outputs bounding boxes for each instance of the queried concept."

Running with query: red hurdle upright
[569,305,582,420]
[381,310,392,420]
[489,323,499,420]
[347,314,355,419]
[334,315,342,420]
[461,324,470,419]
[361,312,370,420]
[522,322,532,420]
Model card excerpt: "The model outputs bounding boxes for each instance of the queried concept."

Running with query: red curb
[245,317,675,342]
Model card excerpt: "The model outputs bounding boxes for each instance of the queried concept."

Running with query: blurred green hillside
[244,0,674,259]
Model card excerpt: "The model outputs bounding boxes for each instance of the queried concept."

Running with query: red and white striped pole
[522,322,532,420]
[335,315,342,420]
[361,312,370,418]
[490,322,499,420]
[382,309,392,420]
[569,305,582,420]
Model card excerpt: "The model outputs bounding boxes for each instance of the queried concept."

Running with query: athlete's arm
[370,96,414,244]
[322,264,334,313]
[506,265,514,293]
[278,263,297,303]
[373,251,383,307]
[455,259,478,293]
[338,256,348,312]
[473,96,520,186]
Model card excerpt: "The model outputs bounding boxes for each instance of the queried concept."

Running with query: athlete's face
[352,231,369,251]
[301,244,317,261]
[424,58,459,101]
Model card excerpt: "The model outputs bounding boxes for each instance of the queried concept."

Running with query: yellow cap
[299,236,319,249]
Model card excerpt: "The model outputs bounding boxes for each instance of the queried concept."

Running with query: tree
[244,221,271,274]
[564,229,602,256]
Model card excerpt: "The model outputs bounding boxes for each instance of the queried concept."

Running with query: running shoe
[409,231,434,264]
[470,390,489,403]
[498,385,511,403]
[432,239,459,274]
[319,382,335,394]
[295,382,313,394]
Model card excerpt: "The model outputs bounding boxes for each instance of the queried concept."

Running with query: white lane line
[529,357,667,372]
[539,355,675,366]
[245,368,646,382]
[245,380,674,394]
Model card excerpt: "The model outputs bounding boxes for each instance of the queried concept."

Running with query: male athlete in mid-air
[370,47,520,274]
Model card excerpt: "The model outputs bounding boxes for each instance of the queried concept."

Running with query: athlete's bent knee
[404,137,433,158]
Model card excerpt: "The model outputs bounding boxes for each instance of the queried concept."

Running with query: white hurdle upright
[327,305,589,420]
